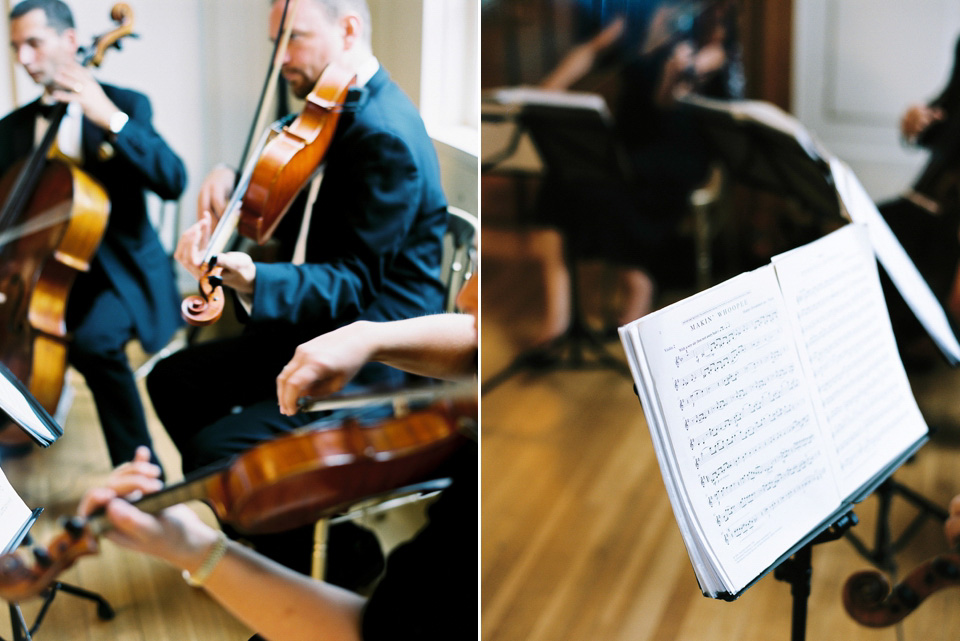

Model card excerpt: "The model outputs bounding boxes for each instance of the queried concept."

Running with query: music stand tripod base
[5,581,115,641]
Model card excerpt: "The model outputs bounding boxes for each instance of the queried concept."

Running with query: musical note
[673,312,780,367]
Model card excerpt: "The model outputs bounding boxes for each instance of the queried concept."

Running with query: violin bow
[299,379,478,413]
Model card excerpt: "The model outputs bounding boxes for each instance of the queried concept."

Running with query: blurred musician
[0,0,186,467]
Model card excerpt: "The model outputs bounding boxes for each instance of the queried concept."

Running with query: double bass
[0,5,135,445]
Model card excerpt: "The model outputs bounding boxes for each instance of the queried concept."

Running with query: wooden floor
[481,248,960,641]
[0,349,255,641]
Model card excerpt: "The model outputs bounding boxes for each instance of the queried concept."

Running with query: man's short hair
[10,0,75,32]
[306,0,372,46]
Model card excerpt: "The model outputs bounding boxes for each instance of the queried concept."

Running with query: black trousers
[66,264,159,468]
[147,331,387,585]
[146,331,316,472]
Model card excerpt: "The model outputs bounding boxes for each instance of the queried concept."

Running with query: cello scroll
[85,3,136,68]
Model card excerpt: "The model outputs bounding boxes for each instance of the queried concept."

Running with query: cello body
[0,158,109,443]
[0,5,134,443]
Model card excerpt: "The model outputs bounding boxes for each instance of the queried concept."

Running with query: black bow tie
[36,101,64,119]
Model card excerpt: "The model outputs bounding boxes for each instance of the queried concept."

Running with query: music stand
[0,364,114,640]
[482,92,634,394]
[677,94,841,220]
[679,94,958,573]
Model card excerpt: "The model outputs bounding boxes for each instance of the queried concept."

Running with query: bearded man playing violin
[145,0,448,590]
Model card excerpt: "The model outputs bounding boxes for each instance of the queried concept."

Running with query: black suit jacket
[0,83,187,352]
[243,67,448,360]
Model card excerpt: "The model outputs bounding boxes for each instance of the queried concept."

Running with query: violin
[842,552,960,627]
[180,62,358,326]
[0,5,134,444]
[0,396,475,603]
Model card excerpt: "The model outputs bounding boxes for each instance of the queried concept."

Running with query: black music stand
[482,95,634,394]
[679,94,955,572]
[677,94,841,221]
[773,512,857,641]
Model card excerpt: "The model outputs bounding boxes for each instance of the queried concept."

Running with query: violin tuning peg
[32,547,52,568]
[208,274,223,290]
[933,556,960,579]
[63,517,86,539]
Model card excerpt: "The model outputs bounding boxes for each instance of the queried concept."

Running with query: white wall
[793,0,960,202]
[370,0,479,215]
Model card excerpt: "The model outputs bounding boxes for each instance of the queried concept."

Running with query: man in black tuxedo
[145,0,448,589]
[0,0,186,467]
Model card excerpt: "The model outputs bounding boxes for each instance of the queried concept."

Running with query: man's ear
[64,27,79,52]
[341,14,362,51]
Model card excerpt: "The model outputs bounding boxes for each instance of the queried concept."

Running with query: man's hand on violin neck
[175,215,214,281]
[213,252,257,294]
[174,221,256,293]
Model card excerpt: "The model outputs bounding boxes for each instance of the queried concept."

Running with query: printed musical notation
[775,227,927,494]
[638,274,834,560]
[673,312,779,367]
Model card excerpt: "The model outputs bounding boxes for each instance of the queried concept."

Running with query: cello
[0,392,476,602]
[0,5,135,445]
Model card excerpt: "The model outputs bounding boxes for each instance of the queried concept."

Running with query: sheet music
[772,224,929,496]
[0,465,30,551]
[633,267,843,591]
[830,157,960,365]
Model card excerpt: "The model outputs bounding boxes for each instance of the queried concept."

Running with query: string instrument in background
[843,551,960,627]
[0,4,135,444]
[180,61,358,327]
[0,391,476,602]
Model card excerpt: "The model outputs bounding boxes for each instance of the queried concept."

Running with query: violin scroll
[181,266,226,326]
[842,553,960,627]
[0,517,99,603]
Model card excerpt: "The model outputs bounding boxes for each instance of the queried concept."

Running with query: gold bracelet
[182,531,229,588]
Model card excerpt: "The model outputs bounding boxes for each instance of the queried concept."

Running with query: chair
[441,206,479,312]
[309,206,478,581]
